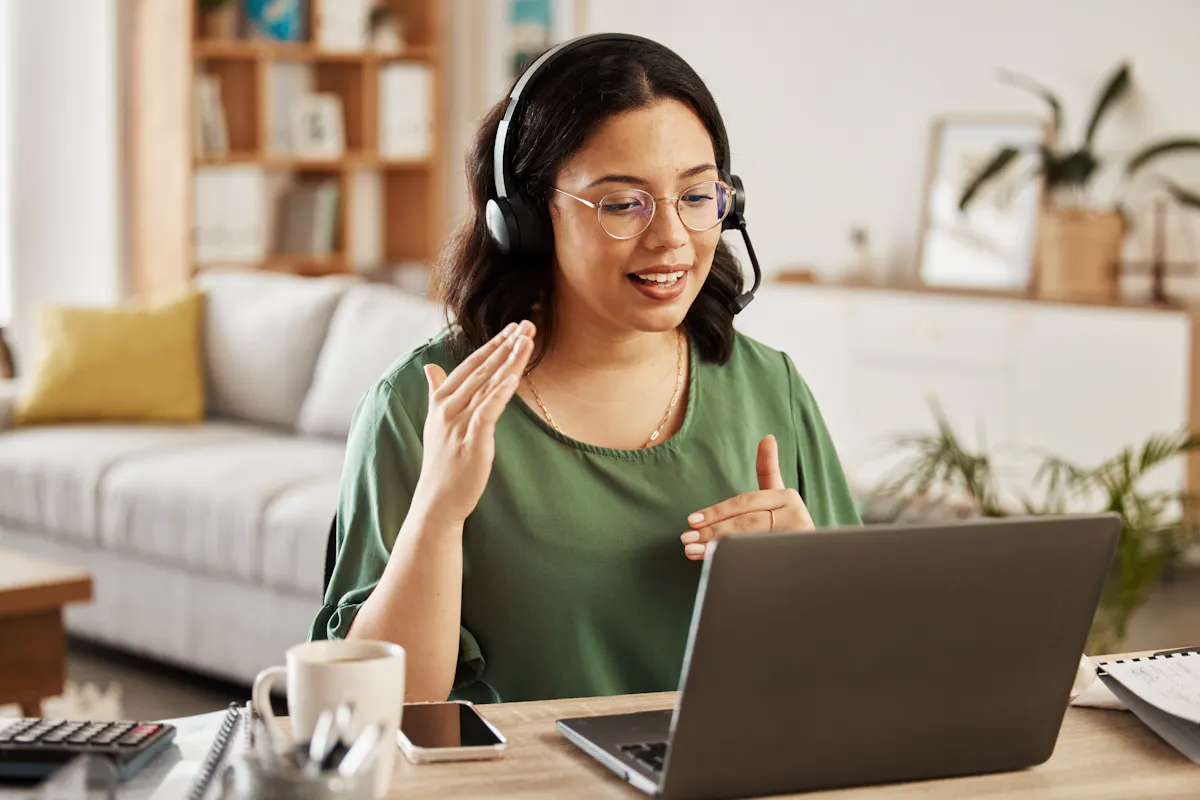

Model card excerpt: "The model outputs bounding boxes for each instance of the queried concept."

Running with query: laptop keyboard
[619,741,669,773]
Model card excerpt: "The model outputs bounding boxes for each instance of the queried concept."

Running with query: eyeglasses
[552,180,736,240]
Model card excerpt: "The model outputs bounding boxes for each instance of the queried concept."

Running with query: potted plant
[959,62,1200,300]
[199,0,238,40]
[865,401,1200,654]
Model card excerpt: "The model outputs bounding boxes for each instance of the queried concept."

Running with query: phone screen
[400,702,503,748]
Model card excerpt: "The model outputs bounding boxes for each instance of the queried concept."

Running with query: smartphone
[396,700,508,763]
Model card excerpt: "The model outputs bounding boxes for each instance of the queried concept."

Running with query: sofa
[0,268,446,685]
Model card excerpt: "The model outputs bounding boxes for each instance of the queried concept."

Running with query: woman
[311,35,860,704]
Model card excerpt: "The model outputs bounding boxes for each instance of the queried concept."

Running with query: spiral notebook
[185,702,255,800]
[1095,651,1200,764]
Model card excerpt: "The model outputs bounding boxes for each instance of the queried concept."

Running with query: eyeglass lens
[597,181,731,239]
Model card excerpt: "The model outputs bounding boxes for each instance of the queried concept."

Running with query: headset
[483,32,762,314]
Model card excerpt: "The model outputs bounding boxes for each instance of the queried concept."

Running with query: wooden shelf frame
[194,39,436,63]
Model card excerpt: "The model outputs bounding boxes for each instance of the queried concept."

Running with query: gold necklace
[527,329,685,449]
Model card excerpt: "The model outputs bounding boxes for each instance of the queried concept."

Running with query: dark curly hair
[436,38,743,367]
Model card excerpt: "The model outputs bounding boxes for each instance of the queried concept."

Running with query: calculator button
[67,724,108,744]
[13,721,61,744]
[95,723,135,745]
[119,724,160,741]
[0,721,36,742]
[117,723,162,747]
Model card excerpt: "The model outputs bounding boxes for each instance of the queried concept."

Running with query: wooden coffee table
[0,549,92,716]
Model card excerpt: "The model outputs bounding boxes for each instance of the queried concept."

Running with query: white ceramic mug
[252,639,406,799]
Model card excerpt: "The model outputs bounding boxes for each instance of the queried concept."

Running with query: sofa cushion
[0,422,267,541]
[14,291,205,426]
[98,434,345,586]
[297,283,444,439]
[196,268,359,430]
[260,476,342,595]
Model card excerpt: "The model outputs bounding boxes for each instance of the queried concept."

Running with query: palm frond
[1084,62,1131,148]
[1126,138,1200,175]
[871,397,1199,653]
[958,147,1022,211]
[1137,430,1200,474]
[1160,177,1200,211]
[997,68,1063,136]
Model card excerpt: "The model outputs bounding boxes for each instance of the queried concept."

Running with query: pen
[339,723,382,779]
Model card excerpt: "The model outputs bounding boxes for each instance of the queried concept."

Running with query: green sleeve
[783,353,862,527]
[308,379,486,694]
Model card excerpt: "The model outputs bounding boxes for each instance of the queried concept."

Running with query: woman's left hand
[680,435,814,561]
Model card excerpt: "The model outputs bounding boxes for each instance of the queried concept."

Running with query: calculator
[0,718,177,781]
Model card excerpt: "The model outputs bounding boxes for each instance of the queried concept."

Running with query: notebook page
[1101,653,1200,724]
[1099,676,1200,765]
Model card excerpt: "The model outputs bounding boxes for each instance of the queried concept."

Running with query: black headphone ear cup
[486,198,518,254]
[508,194,553,256]
[722,173,746,231]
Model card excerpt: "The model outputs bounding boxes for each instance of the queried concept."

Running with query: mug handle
[251,665,288,746]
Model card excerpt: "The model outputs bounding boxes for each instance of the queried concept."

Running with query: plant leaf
[1053,149,1100,189]
[958,147,1021,211]
[1125,138,1200,176]
[998,69,1063,135]
[1160,177,1200,211]
[1039,145,1073,189]
[1084,62,1131,148]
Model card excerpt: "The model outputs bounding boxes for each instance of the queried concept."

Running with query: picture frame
[915,115,1050,292]
[291,93,345,159]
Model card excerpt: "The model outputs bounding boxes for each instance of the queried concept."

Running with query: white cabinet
[736,282,1193,501]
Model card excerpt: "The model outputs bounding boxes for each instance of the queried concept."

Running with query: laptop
[557,514,1121,800]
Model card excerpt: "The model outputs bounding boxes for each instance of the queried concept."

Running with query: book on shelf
[194,167,269,264]
[193,74,228,159]
[277,180,340,257]
[315,0,373,52]
[379,63,433,160]
[266,62,311,155]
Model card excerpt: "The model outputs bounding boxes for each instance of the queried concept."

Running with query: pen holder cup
[221,750,375,800]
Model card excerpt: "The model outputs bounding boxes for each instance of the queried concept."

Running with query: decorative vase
[200,6,239,40]
[371,18,405,54]
[1035,209,1125,301]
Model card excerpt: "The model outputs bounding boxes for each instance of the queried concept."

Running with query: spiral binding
[1096,648,1197,677]
[187,702,246,800]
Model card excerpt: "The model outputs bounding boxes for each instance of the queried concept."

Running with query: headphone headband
[492,33,731,200]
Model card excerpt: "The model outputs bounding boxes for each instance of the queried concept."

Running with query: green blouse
[310,329,860,703]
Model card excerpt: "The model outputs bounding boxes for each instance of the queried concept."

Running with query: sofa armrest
[0,379,19,430]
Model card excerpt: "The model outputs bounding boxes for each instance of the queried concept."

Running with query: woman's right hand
[413,320,535,526]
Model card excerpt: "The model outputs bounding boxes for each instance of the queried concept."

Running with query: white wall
[0,2,10,329]
[573,0,1200,281]
[7,0,121,366]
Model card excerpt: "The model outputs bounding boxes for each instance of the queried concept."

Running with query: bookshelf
[127,0,444,298]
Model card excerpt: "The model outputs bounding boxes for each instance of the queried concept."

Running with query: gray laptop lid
[659,514,1120,800]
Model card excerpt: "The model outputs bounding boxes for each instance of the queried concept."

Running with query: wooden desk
[0,550,92,716]
[381,689,1197,799]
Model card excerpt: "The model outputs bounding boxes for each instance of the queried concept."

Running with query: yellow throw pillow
[15,291,206,426]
